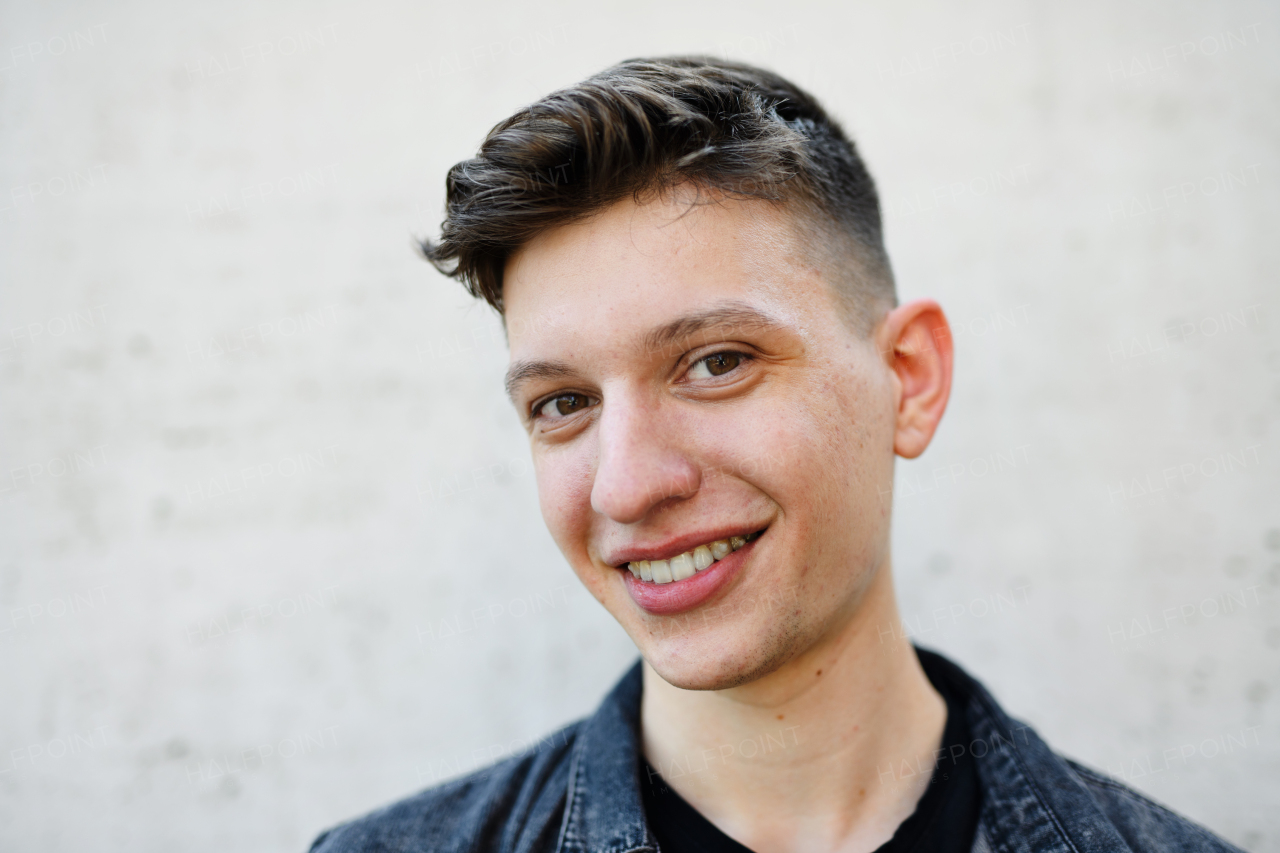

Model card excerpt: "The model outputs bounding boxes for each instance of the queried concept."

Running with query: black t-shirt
[641,673,980,853]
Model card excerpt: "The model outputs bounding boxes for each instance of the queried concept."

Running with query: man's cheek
[534,457,593,557]
[574,568,616,609]
[699,417,801,484]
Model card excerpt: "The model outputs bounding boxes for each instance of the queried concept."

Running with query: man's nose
[590,398,700,524]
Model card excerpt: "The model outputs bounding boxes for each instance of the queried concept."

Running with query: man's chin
[639,636,799,692]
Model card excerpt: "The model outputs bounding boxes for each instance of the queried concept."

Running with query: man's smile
[617,529,765,584]
[605,527,770,616]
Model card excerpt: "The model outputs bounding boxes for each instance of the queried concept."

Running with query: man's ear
[876,299,954,459]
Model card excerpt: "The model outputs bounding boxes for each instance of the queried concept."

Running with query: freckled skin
[505,193,898,691]
[504,189,956,852]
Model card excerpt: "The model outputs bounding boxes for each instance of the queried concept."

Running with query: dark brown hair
[421,55,896,329]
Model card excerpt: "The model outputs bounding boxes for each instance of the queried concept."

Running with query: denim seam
[554,736,586,853]
[1065,762,1245,851]
[969,691,1083,853]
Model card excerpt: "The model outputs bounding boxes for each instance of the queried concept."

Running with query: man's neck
[640,564,946,853]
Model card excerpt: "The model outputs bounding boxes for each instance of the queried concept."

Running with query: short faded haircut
[421,55,896,333]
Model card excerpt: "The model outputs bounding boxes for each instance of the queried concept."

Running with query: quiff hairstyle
[421,56,896,333]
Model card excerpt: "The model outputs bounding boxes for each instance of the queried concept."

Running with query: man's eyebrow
[643,302,788,357]
[505,360,576,402]
[504,303,787,402]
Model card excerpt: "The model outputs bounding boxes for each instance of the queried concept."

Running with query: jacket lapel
[556,662,655,853]
[920,649,1135,853]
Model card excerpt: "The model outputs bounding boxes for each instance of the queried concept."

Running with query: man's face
[503,191,899,691]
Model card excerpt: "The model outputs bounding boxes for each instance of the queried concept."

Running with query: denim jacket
[310,649,1242,852]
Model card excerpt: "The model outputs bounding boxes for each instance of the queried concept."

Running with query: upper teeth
[628,535,749,584]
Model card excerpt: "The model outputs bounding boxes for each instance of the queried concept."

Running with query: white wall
[1,0,1276,849]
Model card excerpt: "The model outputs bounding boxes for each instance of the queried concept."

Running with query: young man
[311,57,1241,853]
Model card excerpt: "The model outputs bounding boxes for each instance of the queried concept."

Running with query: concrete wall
[1,0,1275,849]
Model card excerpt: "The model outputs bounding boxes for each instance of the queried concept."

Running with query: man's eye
[688,351,745,379]
[535,393,593,419]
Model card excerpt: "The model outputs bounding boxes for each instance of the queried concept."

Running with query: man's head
[424,58,953,691]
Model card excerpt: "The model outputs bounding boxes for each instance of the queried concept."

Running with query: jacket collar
[558,650,1135,853]
[556,661,652,853]
[917,648,1134,853]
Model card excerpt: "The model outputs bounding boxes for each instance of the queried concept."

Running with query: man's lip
[623,532,761,616]
[603,525,769,568]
